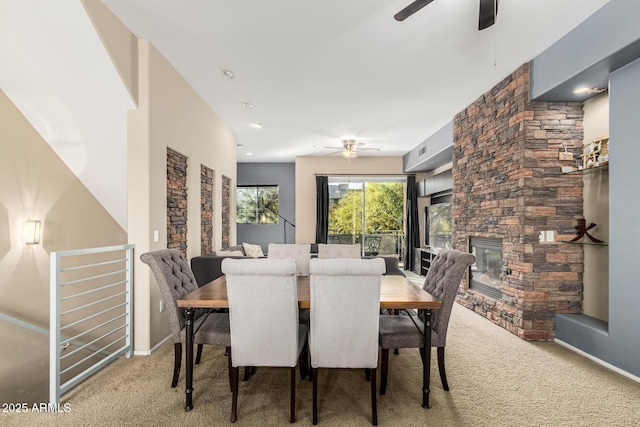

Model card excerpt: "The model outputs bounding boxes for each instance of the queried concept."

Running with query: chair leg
[227,347,233,392]
[312,368,319,425]
[290,367,296,423]
[365,368,371,381]
[172,343,182,388]
[299,341,309,380]
[437,346,449,391]
[370,368,378,426]
[195,344,203,364]
[243,366,251,381]
[230,366,239,423]
[380,348,389,395]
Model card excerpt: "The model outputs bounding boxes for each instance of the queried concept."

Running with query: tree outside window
[236,185,279,224]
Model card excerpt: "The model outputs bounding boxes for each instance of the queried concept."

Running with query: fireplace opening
[469,237,503,300]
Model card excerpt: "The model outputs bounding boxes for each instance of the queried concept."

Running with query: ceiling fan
[324,139,380,158]
[395,0,499,30]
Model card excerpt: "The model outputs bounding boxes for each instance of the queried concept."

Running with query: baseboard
[554,338,640,384]
[133,335,172,356]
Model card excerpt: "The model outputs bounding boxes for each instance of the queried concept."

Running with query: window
[236,185,279,224]
[327,178,405,257]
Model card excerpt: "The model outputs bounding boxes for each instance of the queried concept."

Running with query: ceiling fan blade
[355,147,381,151]
[323,146,343,149]
[323,150,342,156]
[479,0,498,30]
[394,0,435,22]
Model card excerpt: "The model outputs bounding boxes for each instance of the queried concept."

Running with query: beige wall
[582,92,609,321]
[294,156,404,244]
[129,41,237,351]
[0,89,127,404]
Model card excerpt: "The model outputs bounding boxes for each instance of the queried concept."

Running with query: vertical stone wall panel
[221,175,231,249]
[201,164,214,255]
[453,63,584,340]
[167,148,188,257]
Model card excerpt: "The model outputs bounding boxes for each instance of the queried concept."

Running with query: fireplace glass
[469,237,503,299]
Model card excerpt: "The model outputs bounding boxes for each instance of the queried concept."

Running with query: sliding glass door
[328,177,405,259]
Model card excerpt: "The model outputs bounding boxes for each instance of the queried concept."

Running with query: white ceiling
[103,0,609,163]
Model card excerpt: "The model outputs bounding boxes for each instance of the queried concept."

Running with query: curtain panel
[315,175,329,244]
[404,175,419,271]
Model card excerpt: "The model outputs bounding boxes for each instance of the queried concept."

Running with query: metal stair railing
[49,244,134,404]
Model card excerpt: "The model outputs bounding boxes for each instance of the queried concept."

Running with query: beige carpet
[3,303,640,427]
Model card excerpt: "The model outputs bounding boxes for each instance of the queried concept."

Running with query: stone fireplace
[453,64,584,340]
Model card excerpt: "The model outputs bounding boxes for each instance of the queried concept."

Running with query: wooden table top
[178,275,441,310]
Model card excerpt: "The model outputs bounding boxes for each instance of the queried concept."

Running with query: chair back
[222,258,300,367]
[140,249,199,343]
[317,243,361,259]
[267,243,311,276]
[423,249,476,345]
[309,258,385,369]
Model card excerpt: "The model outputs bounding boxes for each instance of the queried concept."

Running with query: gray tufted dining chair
[378,248,475,395]
[140,249,231,388]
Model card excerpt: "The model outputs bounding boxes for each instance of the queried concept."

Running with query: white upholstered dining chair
[308,258,386,426]
[317,243,361,259]
[221,258,308,423]
[267,243,311,276]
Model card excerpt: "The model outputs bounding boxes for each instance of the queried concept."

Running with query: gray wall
[533,0,640,378]
[237,163,296,253]
[606,58,640,375]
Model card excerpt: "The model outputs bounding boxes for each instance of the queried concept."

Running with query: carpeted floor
[3,301,640,427]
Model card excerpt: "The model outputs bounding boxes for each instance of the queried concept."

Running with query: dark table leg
[422,309,433,408]
[185,307,194,411]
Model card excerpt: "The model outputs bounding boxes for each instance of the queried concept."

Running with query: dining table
[177,273,441,411]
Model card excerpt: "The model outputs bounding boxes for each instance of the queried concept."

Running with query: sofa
[190,244,405,287]
[190,245,250,286]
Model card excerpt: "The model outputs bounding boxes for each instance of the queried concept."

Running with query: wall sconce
[23,220,41,245]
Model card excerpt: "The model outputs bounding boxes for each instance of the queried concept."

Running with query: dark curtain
[315,175,329,243]
[404,175,420,271]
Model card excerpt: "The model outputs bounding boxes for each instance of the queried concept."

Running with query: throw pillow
[215,250,244,257]
[243,242,264,258]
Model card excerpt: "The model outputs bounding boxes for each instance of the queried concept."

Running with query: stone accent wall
[453,64,584,340]
[167,148,188,256]
[201,165,214,255]
[221,175,231,249]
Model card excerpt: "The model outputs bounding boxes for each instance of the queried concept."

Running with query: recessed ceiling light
[574,86,605,95]
[243,103,253,109]
[237,144,244,149]
[251,123,263,129]
[246,152,253,156]
[222,69,234,79]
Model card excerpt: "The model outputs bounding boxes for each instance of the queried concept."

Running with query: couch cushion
[243,242,264,257]
[216,250,244,256]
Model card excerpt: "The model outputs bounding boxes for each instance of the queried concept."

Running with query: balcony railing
[327,231,405,260]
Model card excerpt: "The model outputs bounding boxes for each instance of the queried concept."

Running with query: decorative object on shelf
[558,141,574,161]
[570,218,604,244]
[582,136,609,170]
